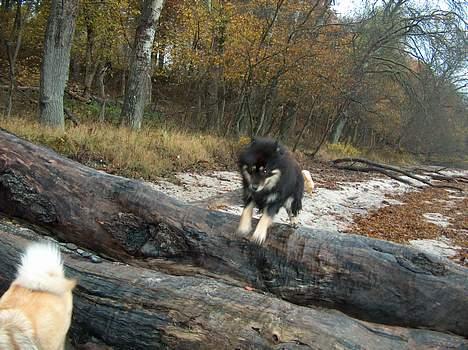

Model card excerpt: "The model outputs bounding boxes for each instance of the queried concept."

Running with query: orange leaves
[164,0,354,99]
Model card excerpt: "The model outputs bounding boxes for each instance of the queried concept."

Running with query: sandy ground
[149,171,409,231]
[148,167,467,262]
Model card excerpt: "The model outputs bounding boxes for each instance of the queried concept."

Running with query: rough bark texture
[0,221,467,350]
[0,129,467,338]
[38,0,79,129]
[121,0,165,129]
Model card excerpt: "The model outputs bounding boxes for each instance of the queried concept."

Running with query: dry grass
[1,116,239,180]
[316,142,416,166]
[318,142,362,160]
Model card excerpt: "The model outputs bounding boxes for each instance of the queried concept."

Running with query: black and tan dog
[237,137,313,244]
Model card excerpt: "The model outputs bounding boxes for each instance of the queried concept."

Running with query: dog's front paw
[250,227,267,245]
[236,223,252,237]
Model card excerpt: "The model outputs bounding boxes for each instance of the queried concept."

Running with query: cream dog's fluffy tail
[302,170,315,194]
[14,242,76,295]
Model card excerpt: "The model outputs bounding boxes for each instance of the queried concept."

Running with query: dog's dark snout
[250,184,259,191]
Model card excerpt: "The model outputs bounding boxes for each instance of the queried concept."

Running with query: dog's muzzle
[250,183,264,192]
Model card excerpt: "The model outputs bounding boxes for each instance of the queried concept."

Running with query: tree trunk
[192,80,203,127]
[292,104,315,152]
[204,72,219,130]
[204,1,226,131]
[97,63,110,123]
[0,129,467,338]
[157,42,165,70]
[277,100,297,141]
[3,0,27,118]
[218,79,226,128]
[1,222,466,349]
[352,120,360,144]
[120,0,165,130]
[83,22,96,99]
[311,100,351,158]
[330,114,347,144]
[38,0,79,129]
[120,69,126,97]
[70,57,81,82]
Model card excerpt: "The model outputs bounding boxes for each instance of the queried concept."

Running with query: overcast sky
[332,0,361,16]
[331,0,453,17]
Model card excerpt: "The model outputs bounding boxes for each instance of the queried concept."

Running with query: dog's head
[239,137,284,192]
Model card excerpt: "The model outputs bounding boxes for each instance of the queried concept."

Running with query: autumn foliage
[0,0,466,161]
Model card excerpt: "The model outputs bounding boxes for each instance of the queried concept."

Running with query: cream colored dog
[0,242,76,350]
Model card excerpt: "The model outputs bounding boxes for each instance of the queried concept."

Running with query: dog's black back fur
[238,137,304,218]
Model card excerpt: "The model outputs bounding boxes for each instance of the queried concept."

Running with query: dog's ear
[274,140,283,154]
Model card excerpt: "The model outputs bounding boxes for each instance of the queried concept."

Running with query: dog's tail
[302,170,315,194]
[14,242,76,295]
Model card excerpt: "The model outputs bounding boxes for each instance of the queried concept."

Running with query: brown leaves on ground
[348,185,467,266]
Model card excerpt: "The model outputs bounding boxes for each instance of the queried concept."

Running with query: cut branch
[332,158,464,191]
[333,164,416,186]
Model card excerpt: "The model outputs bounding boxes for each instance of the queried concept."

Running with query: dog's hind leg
[286,208,299,228]
[284,196,299,228]
[237,201,254,236]
[289,196,302,229]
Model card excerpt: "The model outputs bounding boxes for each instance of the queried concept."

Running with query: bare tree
[121,0,165,130]
[1,0,31,117]
[97,61,111,122]
[38,0,80,129]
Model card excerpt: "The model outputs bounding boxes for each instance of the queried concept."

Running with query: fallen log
[1,221,467,350]
[409,166,468,183]
[0,129,467,337]
[333,164,417,186]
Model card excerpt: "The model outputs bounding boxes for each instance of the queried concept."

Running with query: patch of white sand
[422,212,451,228]
[150,171,242,202]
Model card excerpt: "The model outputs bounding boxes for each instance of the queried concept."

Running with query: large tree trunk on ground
[120,0,165,130]
[38,0,79,129]
[0,129,467,338]
[0,221,466,349]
